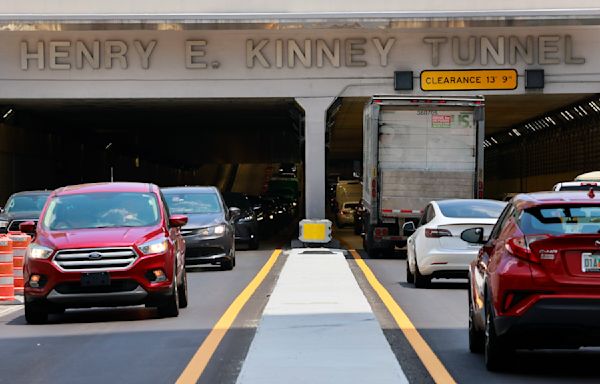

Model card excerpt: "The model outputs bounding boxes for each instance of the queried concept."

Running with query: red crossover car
[22,182,188,324]
[463,191,600,370]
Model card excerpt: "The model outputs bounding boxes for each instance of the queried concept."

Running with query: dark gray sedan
[162,186,238,270]
[0,190,51,234]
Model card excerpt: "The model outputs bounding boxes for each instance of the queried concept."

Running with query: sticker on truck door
[431,115,452,128]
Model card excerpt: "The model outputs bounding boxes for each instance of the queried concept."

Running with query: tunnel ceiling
[4,98,302,168]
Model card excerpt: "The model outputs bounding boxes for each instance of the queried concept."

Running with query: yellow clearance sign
[420,69,518,91]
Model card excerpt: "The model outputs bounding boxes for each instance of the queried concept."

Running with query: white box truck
[361,96,485,257]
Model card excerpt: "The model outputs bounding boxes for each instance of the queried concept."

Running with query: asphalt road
[346,229,600,384]
[0,242,285,384]
[3,224,600,384]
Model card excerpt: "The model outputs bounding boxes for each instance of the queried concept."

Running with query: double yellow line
[349,249,456,384]
[176,249,282,384]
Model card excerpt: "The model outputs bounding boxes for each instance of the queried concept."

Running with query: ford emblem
[88,252,103,260]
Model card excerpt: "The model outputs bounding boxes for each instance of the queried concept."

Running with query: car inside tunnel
[0,98,304,196]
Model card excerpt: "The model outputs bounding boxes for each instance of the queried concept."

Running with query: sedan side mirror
[19,221,36,235]
[461,227,485,244]
[229,207,241,220]
[402,221,416,237]
[169,215,188,228]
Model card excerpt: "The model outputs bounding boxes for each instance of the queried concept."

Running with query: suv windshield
[163,192,222,214]
[43,192,160,230]
[558,185,600,191]
[520,205,600,235]
[5,194,49,213]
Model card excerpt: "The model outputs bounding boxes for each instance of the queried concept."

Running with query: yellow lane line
[176,249,282,384]
[348,249,457,384]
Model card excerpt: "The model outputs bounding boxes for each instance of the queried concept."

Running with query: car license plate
[582,253,600,272]
[81,272,110,287]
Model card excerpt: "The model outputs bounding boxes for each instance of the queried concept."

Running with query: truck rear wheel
[363,227,380,258]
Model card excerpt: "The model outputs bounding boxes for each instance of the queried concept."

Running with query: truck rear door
[378,105,477,218]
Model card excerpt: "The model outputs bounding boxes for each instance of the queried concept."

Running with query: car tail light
[425,228,452,238]
[505,235,550,263]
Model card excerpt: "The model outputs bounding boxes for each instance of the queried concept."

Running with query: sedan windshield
[5,194,49,213]
[163,192,222,214]
[520,205,600,235]
[438,200,506,219]
[43,192,160,230]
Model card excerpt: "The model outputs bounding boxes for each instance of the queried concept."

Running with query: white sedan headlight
[26,243,54,260]
[139,238,169,255]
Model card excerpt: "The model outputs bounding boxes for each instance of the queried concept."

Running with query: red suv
[463,191,600,370]
[23,182,188,324]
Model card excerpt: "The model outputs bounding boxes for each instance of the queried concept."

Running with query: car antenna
[589,187,595,199]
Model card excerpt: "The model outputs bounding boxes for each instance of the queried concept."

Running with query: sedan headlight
[26,243,53,260]
[0,220,8,228]
[199,225,226,236]
[139,238,169,255]
[238,215,254,222]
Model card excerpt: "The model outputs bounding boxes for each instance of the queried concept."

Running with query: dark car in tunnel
[162,187,237,270]
[222,192,260,250]
[0,190,51,234]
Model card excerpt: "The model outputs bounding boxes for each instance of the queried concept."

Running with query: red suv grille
[53,248,137,272]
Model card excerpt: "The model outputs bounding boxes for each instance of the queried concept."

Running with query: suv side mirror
[229,207,241,220]
[19,221,36,235]
[169,215,188,228]
[402,221,416,237]
[461,227,485,244]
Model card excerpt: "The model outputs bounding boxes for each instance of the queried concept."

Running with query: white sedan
[405,199,506,288]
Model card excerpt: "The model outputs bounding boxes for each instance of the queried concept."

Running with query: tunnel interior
[0,98,304,204]
[325,93,599,201]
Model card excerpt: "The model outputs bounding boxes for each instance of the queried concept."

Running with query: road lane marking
[0,305,22,318]
[176,249,282,384]
[348,249,457,384]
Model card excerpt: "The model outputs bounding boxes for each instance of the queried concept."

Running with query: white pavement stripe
[236,249,408,384]
[0,305,22,318]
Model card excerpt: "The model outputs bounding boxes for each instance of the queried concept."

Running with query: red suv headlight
[138,238,169,255]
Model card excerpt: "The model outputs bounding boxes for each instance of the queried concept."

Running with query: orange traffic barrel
[8,232,31,295]
[0,235,14,301]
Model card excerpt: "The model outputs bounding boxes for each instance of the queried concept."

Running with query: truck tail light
[374,227,389,238]
[425,228,452,238]
[371,179,377,198]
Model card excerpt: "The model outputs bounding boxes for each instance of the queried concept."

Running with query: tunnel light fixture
[2,109,13,119]
[394,71,414,91]
[525,69,545,89]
